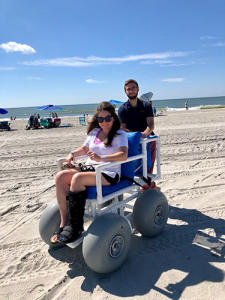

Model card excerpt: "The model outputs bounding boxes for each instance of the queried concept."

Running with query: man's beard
[128,94,138,100]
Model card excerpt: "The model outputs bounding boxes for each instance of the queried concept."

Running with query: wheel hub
[109,235,125,257]
[154,205,164,225]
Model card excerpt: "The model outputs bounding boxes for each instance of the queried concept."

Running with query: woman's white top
[83,128,128,178]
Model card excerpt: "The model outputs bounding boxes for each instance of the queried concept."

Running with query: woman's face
[97,110,114,131]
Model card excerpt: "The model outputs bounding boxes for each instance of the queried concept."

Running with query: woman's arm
[66,145,89,167]
[87,146,128,163]
[71,145,89,157]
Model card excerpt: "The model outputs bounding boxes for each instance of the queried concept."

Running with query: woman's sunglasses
[97,115,113,123]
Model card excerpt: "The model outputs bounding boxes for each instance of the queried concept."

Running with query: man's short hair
[124,79,139,89]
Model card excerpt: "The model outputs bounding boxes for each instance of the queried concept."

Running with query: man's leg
[149,141,156,174]
[146,141,160,190]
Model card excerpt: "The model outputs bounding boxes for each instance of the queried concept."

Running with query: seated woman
[51,102,128,245]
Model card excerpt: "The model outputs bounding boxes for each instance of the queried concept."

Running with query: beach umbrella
[140,92,153,102]
[0,108,8,114]
[109,99,123,105]
[37,104,64,111]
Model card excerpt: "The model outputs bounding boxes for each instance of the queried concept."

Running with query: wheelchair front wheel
[82,213,131,273]
[39,200,60,245]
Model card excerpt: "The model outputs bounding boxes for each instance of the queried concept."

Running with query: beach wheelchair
[39,132,169,273]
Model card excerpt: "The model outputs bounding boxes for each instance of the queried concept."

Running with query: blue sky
[0,0,225,108]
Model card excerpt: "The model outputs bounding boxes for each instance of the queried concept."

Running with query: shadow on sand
[49,205,225,299]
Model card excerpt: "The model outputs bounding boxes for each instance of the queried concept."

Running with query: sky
[0,0,225,108]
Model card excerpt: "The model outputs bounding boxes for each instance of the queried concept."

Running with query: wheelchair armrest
[94,153,145,202]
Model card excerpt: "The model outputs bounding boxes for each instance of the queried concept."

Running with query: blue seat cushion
[87,180,132,199]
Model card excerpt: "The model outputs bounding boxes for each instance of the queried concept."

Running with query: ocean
[1,96,225,120]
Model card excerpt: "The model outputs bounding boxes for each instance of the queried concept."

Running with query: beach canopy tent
[0,108,8,114]
[140,92,153,102]
[109,99,123,105]
[37,105,63,111]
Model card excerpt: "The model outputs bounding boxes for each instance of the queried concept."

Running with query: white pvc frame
[57,135,161,248]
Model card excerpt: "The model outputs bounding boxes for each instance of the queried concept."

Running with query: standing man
[118,79,158,188]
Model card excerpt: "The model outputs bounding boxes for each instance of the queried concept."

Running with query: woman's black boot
[57,190,87,243]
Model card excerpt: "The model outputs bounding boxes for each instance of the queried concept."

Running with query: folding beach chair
[79,116,86,126]
[0,121,11,131]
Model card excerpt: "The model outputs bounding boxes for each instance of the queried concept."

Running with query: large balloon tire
[82,213,132,274]
[39,200,60,245]
[133,189,169,237]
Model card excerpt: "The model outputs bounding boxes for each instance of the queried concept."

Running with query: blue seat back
[134,142,151,177]
[121,132,142,178]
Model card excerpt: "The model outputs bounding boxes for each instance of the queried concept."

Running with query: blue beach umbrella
[109,99,123,105]
[37,104,64,111]
[0,108,8,114]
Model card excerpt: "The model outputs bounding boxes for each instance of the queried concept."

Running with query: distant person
[34,114,40,128]
[153,107,157,117]
[118,79,159,189]
[185,100,189,110]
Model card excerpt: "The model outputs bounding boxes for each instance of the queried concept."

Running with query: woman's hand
[87,151,102,162]
[66,152,75,167]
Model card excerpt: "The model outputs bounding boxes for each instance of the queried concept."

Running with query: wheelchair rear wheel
[133,189,169,237]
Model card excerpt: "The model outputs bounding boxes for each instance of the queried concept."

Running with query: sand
[0,109,225,300]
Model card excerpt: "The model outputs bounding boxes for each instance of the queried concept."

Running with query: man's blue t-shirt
[118,99,153,132]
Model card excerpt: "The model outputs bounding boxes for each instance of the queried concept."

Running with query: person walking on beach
[50,102,128,245]
[118,79,159,189]
[185,100,189,110]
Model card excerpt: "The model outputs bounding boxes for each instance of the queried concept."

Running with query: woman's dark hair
[87,101,121,146]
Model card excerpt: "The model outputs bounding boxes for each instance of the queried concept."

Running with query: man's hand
[141,132,149,138]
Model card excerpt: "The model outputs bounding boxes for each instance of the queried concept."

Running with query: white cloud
[141,59,174,65]
[23,58,92,66]
[0,41,36,54]
[26,76,43,80]
[0,67,16,70]
[211,42,225,47]
[21,51,192,67]
[85,79,103,84]
[202,41,225,47]
[200,35,216,40]
[162,78,184,82]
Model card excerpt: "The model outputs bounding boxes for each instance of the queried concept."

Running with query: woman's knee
[70,173,80,185]
[70,173,86,190]
[55,170,68,186]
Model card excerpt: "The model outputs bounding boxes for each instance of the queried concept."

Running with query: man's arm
[118,105,131,132]
[141,116,154,137]
[120,123,131,132]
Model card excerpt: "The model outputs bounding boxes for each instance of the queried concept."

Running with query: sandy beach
[0,108,225,300]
